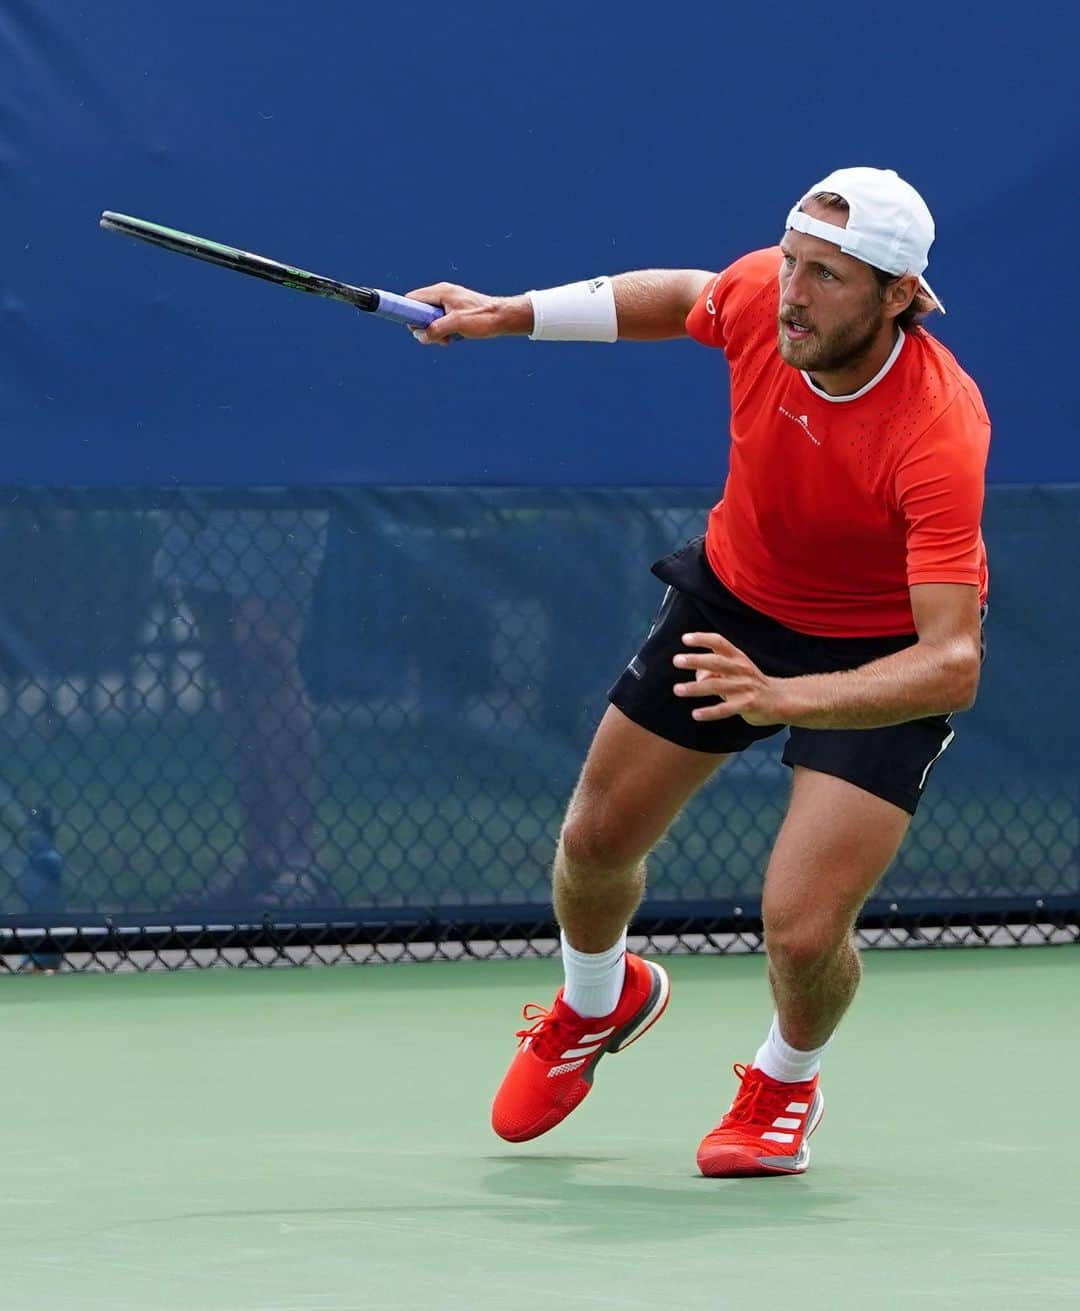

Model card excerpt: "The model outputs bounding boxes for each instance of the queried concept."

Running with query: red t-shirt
[685,248,990,637]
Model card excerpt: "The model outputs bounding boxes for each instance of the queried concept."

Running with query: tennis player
[408,167,989,1176]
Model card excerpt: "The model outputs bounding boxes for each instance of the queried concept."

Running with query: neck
[808,324,901,397]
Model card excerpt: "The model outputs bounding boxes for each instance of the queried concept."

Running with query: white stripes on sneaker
[548,1059,587,1078]
[540,1026,618,1076]
[558,1027,615,1060]
[579,1028,616,1044]
[761,1100,811,1144]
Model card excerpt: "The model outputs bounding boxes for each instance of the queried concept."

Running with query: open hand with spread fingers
[673,631,789,726]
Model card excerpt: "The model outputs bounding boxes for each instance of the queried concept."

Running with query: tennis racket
[99,212,445,329]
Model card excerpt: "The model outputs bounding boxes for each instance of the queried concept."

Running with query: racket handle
[371,290,445,328]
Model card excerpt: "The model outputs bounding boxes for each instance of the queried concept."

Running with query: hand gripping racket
[99,212,445,330]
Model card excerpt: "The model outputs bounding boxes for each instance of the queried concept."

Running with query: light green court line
[2,948,1077,1311]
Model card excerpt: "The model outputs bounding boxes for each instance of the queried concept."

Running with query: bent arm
[775,583,983,730]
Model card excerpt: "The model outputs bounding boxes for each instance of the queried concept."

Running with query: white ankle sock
[753,1014,830,1083]
[560,930,628,1018]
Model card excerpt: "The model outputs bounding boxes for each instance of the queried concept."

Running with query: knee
[763,909,853,981]
[559,796,646,878]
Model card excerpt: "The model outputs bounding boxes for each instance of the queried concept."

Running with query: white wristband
[527,277,618,342]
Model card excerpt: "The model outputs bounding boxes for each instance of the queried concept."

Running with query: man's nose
[783,265,811,306]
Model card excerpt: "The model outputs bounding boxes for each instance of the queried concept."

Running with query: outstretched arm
[405,270,713,345]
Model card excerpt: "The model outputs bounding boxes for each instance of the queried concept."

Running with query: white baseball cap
[786,166,945,314]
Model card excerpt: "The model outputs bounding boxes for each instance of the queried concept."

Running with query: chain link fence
[0,486,1075,971]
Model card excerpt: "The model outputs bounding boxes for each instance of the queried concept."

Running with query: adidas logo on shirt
[778,406,821,446]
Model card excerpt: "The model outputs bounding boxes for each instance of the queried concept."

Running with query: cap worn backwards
[786,166,945,314]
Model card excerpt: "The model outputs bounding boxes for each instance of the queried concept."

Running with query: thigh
[762,766,911,936]
[562,704,728,868]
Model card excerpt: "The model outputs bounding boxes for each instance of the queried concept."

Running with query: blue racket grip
[372,289,445,329]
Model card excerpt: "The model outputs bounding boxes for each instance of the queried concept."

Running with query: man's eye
[819,267,835,281]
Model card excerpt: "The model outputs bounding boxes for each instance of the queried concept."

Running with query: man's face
[776,200,887,374]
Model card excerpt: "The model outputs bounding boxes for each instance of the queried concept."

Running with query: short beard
[777,298,887,374]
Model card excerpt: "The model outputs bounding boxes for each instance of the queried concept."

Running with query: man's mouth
[782,317,813,341]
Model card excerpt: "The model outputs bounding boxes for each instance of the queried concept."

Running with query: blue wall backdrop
[1,1,1076,486]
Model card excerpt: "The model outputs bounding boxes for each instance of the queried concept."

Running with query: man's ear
[883,273,918,320]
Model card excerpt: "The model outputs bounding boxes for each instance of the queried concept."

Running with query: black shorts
[608,538,968,815]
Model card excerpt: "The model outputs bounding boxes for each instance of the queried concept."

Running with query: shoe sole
[697,1088,825,1177]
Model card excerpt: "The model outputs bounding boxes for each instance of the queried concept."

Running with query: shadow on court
[70,1152,854,1251]
[475,1153,855,1242]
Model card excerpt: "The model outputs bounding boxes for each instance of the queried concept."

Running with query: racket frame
[100,212,442,328]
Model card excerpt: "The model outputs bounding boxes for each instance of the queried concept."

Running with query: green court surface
[2,949,1077,1310]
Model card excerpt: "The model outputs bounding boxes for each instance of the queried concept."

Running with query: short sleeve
[896,394,990,587]
[684,248,781,361]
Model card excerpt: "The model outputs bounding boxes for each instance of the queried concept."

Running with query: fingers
[672,653,740,675]
[679,631,740,655]
[673,676,728,698]
[686,700,743,722]
[404,283,463,347]
[672,674,748,722]
[411,304,502,346]
[424,308,470,343]
[408,311,463,347]
[673,631,748,676]
[409,330,445,346]
[671,630,751,720]
[404,282,461,305]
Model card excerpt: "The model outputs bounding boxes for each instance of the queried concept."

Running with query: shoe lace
[515,1002,554,1045]
[514,1001,579,1060]
[724,1062,795,1126]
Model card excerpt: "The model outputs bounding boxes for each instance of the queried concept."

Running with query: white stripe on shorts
[918,716,955,792]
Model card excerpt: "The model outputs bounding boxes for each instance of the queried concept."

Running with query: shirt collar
[800,328,906,403]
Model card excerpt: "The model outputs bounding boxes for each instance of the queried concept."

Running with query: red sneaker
[696,1063,825,1177]
[491,953,670,1143]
